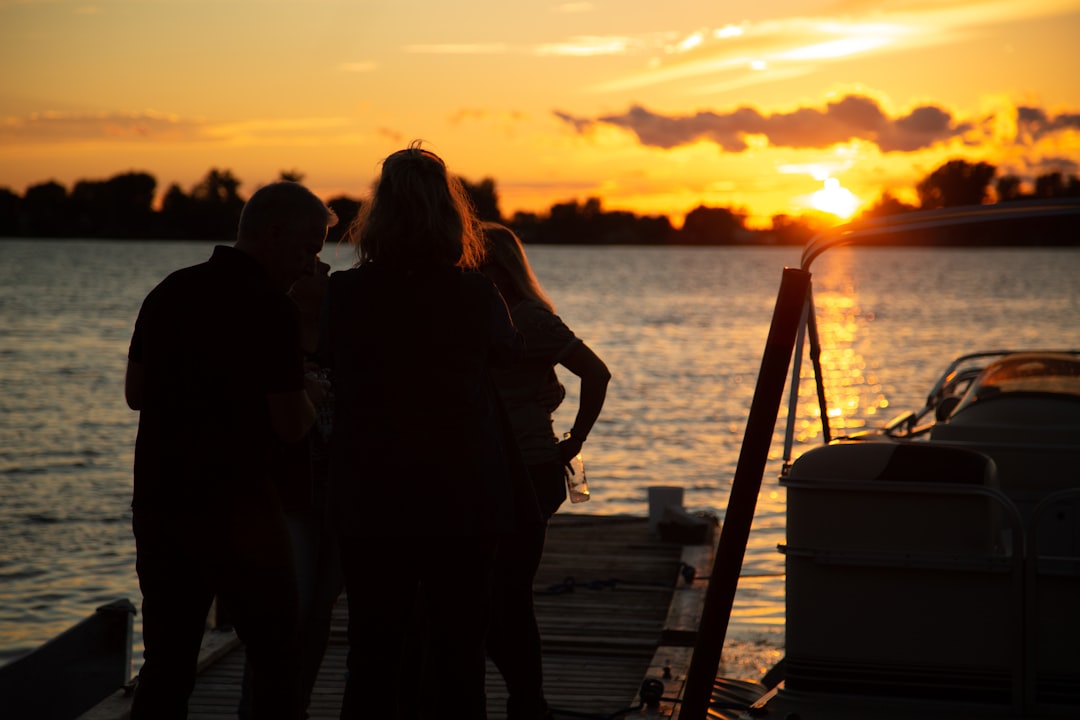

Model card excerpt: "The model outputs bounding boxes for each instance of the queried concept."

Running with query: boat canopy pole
[682,267,812,720]
[806,292,831,445]
[781,295,809,473]
[782,283,832,473]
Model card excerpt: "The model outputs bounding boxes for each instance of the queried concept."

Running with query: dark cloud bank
[556,95,1080,154]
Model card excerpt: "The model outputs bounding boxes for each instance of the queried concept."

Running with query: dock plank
[84,514,714,720]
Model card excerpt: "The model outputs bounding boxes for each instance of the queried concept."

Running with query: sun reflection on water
[795,247,885,442]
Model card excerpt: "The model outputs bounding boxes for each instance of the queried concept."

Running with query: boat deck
[85,513,718,719]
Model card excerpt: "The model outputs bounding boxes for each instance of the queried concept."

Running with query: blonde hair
[481,221,554,313]
[349,140,484,269]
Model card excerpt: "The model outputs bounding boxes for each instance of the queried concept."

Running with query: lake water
[2,239,1079,682]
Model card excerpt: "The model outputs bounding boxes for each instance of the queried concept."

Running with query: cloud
[591,2,1080,96]
[1016,107,1080,142]
[447,108,528,126]
[207,116,352,145]
[0,111,355,146]
[0,110,205,144]
[535,36,634,57]
[558,95,979,153]
[994,152,1079,183]
[552,111,593,134]
[402,35,647,58]
[376,127,405,145]
[1028,156,1080,175]
[592,18,918,94]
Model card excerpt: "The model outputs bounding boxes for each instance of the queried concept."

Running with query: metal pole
[806,292,831,444]
[681,267,812,719]
[781,294,809,472]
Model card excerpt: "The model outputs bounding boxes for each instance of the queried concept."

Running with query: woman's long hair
[350,140,484,269]
[481,221,554,313]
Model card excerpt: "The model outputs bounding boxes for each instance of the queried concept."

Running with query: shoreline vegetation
[2,159,1077,246]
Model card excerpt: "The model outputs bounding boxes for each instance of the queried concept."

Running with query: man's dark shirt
[129,245,303,513]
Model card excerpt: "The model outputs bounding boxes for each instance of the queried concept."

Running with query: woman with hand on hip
[481,221,611,720]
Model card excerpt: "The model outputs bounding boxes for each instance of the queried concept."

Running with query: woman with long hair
[481,221,611,720]
[318,143,530,719]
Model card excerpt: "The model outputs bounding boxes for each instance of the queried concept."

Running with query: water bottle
[563,432,590,503]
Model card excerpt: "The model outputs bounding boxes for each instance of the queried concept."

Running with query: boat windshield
[952,352,1080,412]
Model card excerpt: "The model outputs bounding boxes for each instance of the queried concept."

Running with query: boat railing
[798,198,1080,272]
[781,199,1080,465]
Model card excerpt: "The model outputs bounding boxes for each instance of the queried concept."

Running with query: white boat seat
[785,440,1004,556]
[943,391,1080,430]
[782,441,1023,707]
[929,401,1080,557]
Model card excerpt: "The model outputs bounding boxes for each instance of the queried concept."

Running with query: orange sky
[2,0,1079,228]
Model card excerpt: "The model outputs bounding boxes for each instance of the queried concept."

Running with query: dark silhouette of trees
[855,161,1078,246]
[1,160,1076,245]
[916,159,997,208]
[992,171,1080,203]
[548,198,601,244]
[861,192,918,219]
[512,196,676,244]
[768,214,825,246]
[158,183,193,238]
[680,205,747,245]
[187,169,244,239]
[1034,172,1062,198]
[525,197,600,245]
[1068,176,1080,197]
[0,187,19,235]
[634,214,677,245]
[460,177,502,223]
[996,175,1023,203]
[74,172,157,238]
[155,168,245,239]
[326,196,362,246]
[61,172,157,238]
[107,172,157,237]
[20,171,154,238]
[22,181,69,237]
[68,180,105,237]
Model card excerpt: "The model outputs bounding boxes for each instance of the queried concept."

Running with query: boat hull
[0,598,135,719]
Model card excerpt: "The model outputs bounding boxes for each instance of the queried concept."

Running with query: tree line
[0,160,1077,246]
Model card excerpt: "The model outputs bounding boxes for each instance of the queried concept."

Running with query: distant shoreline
[3,234,1077,248]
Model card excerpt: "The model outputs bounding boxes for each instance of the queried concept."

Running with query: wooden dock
[85,514,720,719]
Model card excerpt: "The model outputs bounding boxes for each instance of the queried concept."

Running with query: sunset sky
[2,0,1079,227]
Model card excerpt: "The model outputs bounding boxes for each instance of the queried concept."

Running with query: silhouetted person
[481,222,611,720]
[125,181,337,720]
[288,259,346,713]
[317,142,531,719]
[239,258,345,720]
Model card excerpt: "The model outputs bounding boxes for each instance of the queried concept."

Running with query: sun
[811,178,860,219]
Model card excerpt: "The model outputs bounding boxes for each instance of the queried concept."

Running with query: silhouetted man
[125,182,336,719]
